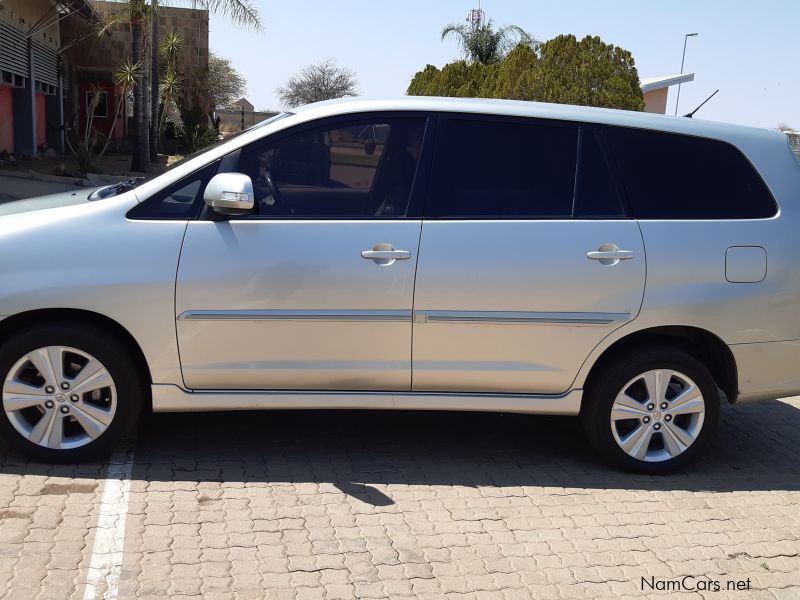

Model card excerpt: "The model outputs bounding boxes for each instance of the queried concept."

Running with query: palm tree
[148,0,263,160]
[441,20,534,65]
[102,1,263,171]
[149,0,160,162]
[99,59,142,159]
[97,0,149,172]
[129,0,149,172]
[158,32,183,133]
[66,59,141,172]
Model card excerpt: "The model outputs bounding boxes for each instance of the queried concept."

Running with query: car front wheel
[0,322,143,462]
[581,345,720,474]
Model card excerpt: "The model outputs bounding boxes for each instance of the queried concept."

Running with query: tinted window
[573,129,625,217]
[431,118,578,218]
[127,161,219,219]
[237,118,425,218]
[605,126,777,219]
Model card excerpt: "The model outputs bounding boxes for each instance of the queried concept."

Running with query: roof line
[640,73,695,93]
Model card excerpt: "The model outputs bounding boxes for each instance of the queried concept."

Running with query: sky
[207,0,799,129]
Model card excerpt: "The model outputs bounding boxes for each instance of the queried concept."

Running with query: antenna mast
[467,2,485,31]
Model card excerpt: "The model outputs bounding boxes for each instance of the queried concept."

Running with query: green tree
[408,35,645,112]
[208,52,248,108]
[441,20,533,65]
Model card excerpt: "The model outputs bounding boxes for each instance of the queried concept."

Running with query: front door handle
[361,243,411,266]
[587,244,634,266]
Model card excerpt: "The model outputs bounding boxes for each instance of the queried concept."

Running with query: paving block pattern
[1,397,798,599]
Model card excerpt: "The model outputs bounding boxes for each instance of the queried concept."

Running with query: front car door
[412,114,645,394]
[175,112,432,390]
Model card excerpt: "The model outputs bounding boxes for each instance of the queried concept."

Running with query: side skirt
[151,384,582,415]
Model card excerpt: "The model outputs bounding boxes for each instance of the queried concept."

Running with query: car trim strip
[177,309,413,322]
[413,310,630,325]
[178,309,629,325]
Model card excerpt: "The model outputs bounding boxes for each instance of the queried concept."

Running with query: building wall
[643,88,668,114]
[77,81,126,141]
[0,86,13,153]
[65,3,210,113]
[0,0,78,154]
[35,92,45,147]
[0,0,60,49]
[216,108,278,137]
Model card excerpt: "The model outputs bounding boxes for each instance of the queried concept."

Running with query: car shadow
[1,400,798,505]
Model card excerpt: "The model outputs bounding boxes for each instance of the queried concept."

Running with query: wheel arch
[580,325,738,405]
[0,308,153,394]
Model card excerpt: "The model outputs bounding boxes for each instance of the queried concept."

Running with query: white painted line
[82,446,135,600]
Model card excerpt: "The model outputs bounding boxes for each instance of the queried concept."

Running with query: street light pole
[674,32,698,116]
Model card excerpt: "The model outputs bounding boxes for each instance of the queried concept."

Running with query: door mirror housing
[203,172,255,216]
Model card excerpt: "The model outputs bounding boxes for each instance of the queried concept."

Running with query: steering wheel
[254,170,281,213]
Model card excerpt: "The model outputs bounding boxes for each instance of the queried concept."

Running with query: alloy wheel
[2,346,117,450]
[609,368,705,463]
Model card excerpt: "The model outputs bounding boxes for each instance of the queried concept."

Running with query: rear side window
[604,127,777,219]
[430,118,578,218]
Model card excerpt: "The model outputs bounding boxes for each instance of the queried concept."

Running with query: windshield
[89,112,292,201]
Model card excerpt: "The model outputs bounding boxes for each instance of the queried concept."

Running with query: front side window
[604,126,777,219]
[430,118,579,219]
[236,117,426,218]
[127,160,220,219]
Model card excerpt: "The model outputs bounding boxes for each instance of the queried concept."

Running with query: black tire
[0,321,144,462]
[580,345,720,474]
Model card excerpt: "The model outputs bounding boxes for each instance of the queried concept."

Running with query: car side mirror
[203,172,255,216]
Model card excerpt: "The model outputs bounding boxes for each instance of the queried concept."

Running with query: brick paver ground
[1,397,798,600]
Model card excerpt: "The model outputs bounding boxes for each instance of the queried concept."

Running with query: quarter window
[236,118,426,218]
[604,126,777,219]
[127,161,219,219]
[430,118,579,219]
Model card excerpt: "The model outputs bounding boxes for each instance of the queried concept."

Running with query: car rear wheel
[581,345,720,474]
[0,322,143,462]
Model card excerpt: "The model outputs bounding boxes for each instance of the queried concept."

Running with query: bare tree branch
[276,59,359,108]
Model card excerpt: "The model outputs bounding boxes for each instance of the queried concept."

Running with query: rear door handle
[361,250,411,260]
[587,244,634,266]
[361,244,411,266]
[587,250,634,261]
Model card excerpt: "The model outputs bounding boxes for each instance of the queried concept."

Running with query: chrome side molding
[413,310,630,325]
[178,309,629,325]
[178,309,413,322]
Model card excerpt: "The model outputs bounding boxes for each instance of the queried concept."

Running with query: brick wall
[62,2,209,113]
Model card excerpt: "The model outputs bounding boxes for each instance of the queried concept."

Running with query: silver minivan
[2,97,799,473]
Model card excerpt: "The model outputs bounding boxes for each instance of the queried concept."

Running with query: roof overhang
[640,73,695,93]
[52,0,101,24]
